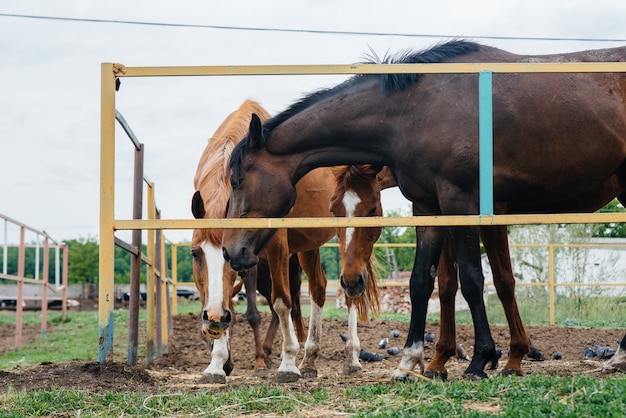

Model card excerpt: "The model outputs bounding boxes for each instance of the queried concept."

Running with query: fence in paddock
[0,213,68,350]
[111,111,180,366]
[99,60,626,364]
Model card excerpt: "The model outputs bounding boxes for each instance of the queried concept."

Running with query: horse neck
[266,94,391,182]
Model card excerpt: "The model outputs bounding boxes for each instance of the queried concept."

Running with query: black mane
[229,40,481,175]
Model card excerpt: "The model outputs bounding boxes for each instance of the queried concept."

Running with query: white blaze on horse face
[342,190,361,251]
[203,242,226,322]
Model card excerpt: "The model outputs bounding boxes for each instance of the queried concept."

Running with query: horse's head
[222,113,297,271]
[190,227,236,339]
[330,165,384,297]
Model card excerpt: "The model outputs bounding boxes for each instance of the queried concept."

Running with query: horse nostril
[221,310,232,324]
[340,276,346,290]
[222,247,230,262]
[202,310,209,321]
[357,274,365,289]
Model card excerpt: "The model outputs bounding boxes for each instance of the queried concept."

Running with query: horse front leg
[265,235,302,383]
[450,226,496,380]
[297,248,327,378]
[258,254,305,371]
[425,232,458,380]
[480,225,531,376]
[199,245,236,384]
[392,226,444,381]
[342,296,362,375]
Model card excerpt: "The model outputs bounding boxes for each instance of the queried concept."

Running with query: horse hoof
[501,368,524,377]
[342,364,363,376]
[424,370,448,381]
[199,374,226,384]
[224,361,234,376]
[392,374,425,383]
[300,367,318,378]
[273,371,300,383]
[463,371,488,381]
[254,368,270,378]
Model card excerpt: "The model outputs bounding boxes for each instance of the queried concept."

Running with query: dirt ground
[0,311,624,394]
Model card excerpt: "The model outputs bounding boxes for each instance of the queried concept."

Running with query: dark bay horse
[223,40,626,380]
[192,100,380,383]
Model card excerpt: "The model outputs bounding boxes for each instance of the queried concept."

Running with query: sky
[2,0,626,244]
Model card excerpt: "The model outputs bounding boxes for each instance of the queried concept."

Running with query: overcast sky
[2,0,626,244]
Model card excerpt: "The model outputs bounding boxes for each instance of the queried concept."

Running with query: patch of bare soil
[0,312,624,394]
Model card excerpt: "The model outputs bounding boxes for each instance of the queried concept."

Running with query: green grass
[2,300,626,416]
[2,374,626,417]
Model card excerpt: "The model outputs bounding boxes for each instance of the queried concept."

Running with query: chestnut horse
[334,165,547,379]
[192,100,379,383]
[328,165,384,374]
[222,40,626,380]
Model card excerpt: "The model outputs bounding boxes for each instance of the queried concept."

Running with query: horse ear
[191,190,206,219]
[247,113,263,149]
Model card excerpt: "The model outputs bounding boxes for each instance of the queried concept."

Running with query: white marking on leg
[203,329,229,376]
[392,341,425,380]
[345,303,362,371]
[300,301,323,373]
[273,298,301,375]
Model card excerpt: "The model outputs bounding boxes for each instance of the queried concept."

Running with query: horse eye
[367,206,378,217]
[230,176,243,190]
[191,248,199,258]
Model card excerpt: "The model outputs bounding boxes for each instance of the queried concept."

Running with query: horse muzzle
[222,245,259,271]
[202,309,232,339]
[340,271,367,298]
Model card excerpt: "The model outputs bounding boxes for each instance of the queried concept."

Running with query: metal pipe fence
[99,60,626,364]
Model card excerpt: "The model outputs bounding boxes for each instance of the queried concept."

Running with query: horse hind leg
[480,225,531,377]
[424,233,458,381]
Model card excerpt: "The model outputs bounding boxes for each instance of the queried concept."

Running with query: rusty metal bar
[128,143,144,366]
[145,181,156,364]
[40,237,49,334]
[15,226,25,350]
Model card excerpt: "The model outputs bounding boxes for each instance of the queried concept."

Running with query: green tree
[66,237,100,284]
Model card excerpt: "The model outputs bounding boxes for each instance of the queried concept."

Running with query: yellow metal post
[171,244,178,316]
[160,229,169,353]
[99,63,117,363]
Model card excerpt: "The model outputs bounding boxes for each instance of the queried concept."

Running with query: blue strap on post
[479,71,494,216]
